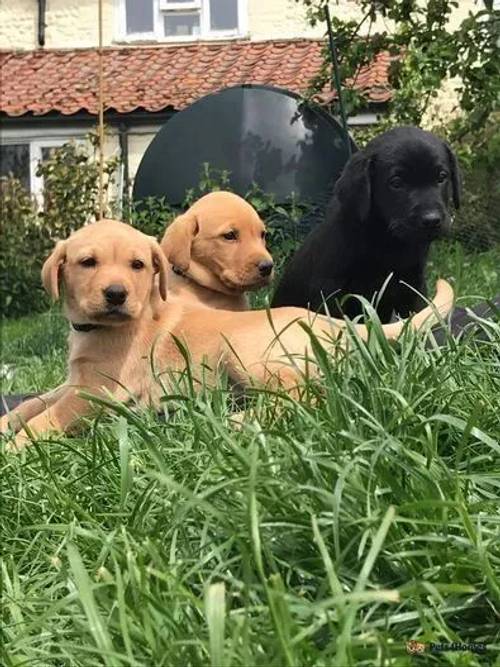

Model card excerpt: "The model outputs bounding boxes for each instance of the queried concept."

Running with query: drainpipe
[118,123,130,216]
[38,0,46,47]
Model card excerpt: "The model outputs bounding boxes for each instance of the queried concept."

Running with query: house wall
[0,0,479,50]
[0,0,317,50]
[0,0,115,51]
[127,128,157,186]
[249,0,479,40]
[249,0,371,40]
[0,120,159,203]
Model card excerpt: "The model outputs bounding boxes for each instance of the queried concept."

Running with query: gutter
[38,0,46,48]
[0,109,177,126]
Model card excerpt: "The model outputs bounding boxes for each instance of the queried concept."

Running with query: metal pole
[98,0,105,220]
[324,3,351,157]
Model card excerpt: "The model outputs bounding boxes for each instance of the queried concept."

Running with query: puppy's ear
[444,142,462,209]
[334,150,372,222]
[41,240,66,300]
[160,210,199,272]
[149,239,168,301]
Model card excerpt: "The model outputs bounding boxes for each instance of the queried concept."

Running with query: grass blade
[205,582,226,667]
[67,542,114,657]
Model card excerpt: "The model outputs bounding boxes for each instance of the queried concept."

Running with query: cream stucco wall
[248,0,381,40]
[0,0,114,51]
[127,128,156,181]
[0,0,479,50]
[0,0,320,50]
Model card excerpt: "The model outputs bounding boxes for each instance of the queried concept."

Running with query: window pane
[0,144,30,191]
[210,0,238,31]
[126,0,154,34]
[164,12,200,36]
[41,146,59,162]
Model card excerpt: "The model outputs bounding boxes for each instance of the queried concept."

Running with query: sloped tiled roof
[0,39,392,118]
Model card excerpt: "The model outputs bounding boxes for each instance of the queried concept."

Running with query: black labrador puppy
[272,126,461,322]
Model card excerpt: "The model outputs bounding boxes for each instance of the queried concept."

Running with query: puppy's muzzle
[103,284,128,307]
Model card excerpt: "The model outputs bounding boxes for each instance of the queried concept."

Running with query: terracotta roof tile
[0,39,391,118]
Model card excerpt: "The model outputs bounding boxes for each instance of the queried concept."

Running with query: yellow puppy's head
[161,191,274,295]
[41,219,168,324]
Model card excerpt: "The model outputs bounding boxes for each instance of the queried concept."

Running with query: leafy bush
[125,195,175,238]
[0,139,118,319]
[39,133,118,237]
[0,179,53,317]
[298,1,500,140]
[454,162,500,252]
[450,117,500,251]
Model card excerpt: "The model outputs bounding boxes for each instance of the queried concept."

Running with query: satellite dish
[133,84,357,205]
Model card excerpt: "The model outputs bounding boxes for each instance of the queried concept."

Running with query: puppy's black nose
[104,284,127,306]
[421,212,442,229]
[258,260,274,277]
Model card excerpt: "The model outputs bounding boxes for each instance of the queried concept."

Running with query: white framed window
[0,133,85,203]
[116,0,247,42]
[30,140,71,202]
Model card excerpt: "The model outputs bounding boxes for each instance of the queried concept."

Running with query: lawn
[1,240,500,666]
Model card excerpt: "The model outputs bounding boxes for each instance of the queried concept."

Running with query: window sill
[113,32,249,45]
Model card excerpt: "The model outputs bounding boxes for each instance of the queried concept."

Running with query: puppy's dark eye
[131,259,145,270]
[437,170,448,183]
[390,176,403,189]
[223,231,238,241]
[80,257,96,268]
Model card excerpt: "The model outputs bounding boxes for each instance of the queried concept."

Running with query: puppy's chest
[68,319,224,405]
[350,245,425,287]
[171,280,247,310]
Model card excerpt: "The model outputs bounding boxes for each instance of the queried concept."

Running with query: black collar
[71,322,104,332]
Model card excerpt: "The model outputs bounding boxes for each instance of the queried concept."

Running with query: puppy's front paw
[0,412,25,435]
[0,414,12,435]
[228,409,260,431]
[5,429,32,453]
[228,410,246,431]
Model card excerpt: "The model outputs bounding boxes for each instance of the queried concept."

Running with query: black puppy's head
[335,126,461,243]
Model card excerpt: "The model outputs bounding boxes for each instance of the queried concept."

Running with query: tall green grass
[1,241,499,666]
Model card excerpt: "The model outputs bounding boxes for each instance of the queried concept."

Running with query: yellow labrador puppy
[1,219,454,449]
[161,191,273,311]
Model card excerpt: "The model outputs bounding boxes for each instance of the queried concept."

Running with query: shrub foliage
[0,139,118,318]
